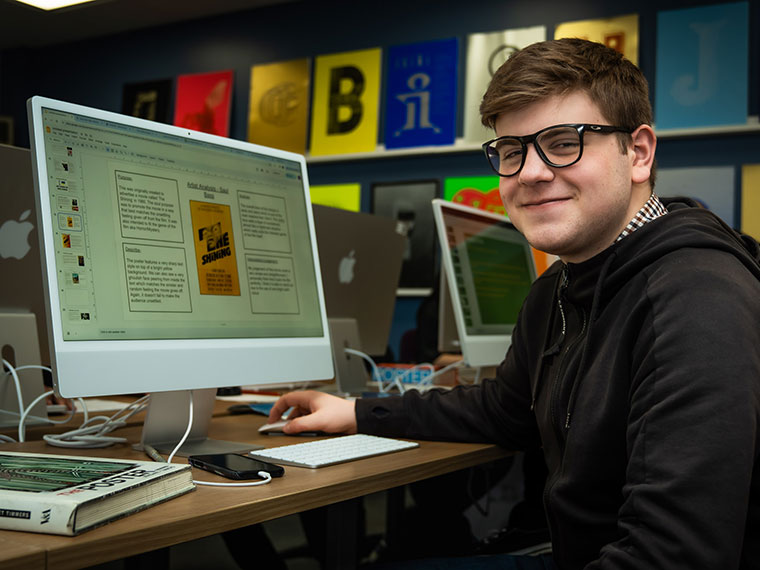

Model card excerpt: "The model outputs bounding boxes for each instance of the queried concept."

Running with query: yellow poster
[248,59,311,154]
[310,183,361,211]
[554,14,639,65]
[742,165,760,240]
[190,201,240,296]
[310,48,382,156]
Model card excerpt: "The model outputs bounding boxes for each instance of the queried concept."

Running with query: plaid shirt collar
[616,193,668,242]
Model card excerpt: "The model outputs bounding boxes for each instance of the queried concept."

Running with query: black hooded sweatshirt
[356,198,760,570]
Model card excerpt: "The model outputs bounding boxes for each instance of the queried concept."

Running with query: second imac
[432,199,537,369]
[312,204,405,394]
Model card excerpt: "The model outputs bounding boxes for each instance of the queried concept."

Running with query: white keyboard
[249,434,419,468]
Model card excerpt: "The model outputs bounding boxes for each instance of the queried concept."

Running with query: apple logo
[0,209,34,260]
[338,250,356,284]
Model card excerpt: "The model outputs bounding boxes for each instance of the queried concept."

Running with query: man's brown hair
[480,38,656,184]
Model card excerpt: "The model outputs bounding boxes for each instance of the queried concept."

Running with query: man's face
[495,91,647,263]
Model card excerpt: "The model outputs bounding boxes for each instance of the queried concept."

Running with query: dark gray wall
[1,0,757,360]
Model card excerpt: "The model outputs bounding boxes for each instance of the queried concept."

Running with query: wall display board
[657,166,736,227]
[248,59,311,154]
[655,1,748,130]
[173,70,234,137]
[554,13,639,63]
[122,79,173,124]
[310,48,382,156]
[310,183,362,212]
[371,180,438,289]
[462,26,546,144]
[384,38,458,149]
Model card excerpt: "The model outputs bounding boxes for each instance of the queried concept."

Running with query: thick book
[0,451,195,535]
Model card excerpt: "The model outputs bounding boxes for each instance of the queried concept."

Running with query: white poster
[463,26,546,144]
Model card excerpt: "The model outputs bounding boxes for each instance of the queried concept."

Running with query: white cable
[18,389,77,442]
[394,362,436,392]
[166,391,194,464]
[2,358,26,423]
[1,361,81,441]
[343,348,387,391]
[168,393,275,488]
[342,349,470,393]
[193,471,272,487]
[43,395,149,448]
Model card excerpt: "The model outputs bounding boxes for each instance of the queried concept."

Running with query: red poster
[173,70,233,137]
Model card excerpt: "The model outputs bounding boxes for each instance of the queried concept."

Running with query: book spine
[0,502,75,535]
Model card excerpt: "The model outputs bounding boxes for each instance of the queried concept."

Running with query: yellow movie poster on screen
[310,183,361,211]
[310,48,381,156]
[190,201,241,296]
[554,14,639,64]
[248,59,311,154]
[742,165,760,240]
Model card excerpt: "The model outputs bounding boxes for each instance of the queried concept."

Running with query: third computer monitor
[432,199,537,368]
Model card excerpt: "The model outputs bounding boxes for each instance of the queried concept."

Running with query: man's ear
[630,125,656,185]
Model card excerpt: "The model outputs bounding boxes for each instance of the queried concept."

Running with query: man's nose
[518,143,553,183]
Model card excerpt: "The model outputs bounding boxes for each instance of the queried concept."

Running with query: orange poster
[190,201,240,296]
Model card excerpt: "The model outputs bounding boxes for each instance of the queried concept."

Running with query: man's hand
[268,390,357,435]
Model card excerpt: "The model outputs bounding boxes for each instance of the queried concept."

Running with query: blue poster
[384,38,458,149]
[655,2,748,130]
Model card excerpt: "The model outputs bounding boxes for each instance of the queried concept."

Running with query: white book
[0,451,194,535]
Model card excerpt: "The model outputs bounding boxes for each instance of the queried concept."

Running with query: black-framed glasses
[482,123,633,177]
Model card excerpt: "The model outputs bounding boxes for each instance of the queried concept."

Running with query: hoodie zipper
[549,266,587,442]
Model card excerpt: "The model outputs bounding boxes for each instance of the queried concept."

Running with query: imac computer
[27,96,334,454]
[432,199,536,368]
[311,205,405,394]
[0,144,50,426]
[312,204,405,358]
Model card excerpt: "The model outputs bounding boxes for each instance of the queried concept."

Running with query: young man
[270,39,760,569]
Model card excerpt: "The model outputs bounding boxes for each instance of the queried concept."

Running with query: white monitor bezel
[27,96,334,398]
[432,198,536,368]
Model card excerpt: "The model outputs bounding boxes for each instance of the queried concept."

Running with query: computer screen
[432,199,536,367]
[27,96,333,453]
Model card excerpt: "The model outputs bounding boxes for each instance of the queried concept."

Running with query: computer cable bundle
[42,394,150,448]
[342,348,466,393]
[169,391,272,488]
[1,358,78,443]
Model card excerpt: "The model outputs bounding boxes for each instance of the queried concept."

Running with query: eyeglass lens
[487,126,582,176]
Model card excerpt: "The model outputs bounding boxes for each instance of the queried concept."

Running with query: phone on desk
[188,453,284,480]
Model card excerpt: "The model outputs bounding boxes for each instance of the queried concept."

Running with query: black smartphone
[188,453,284,480]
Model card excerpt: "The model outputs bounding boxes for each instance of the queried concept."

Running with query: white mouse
[258,419,289,433]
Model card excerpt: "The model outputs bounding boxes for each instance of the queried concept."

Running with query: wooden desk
[0,413,507,570]
[0,535,46,570]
